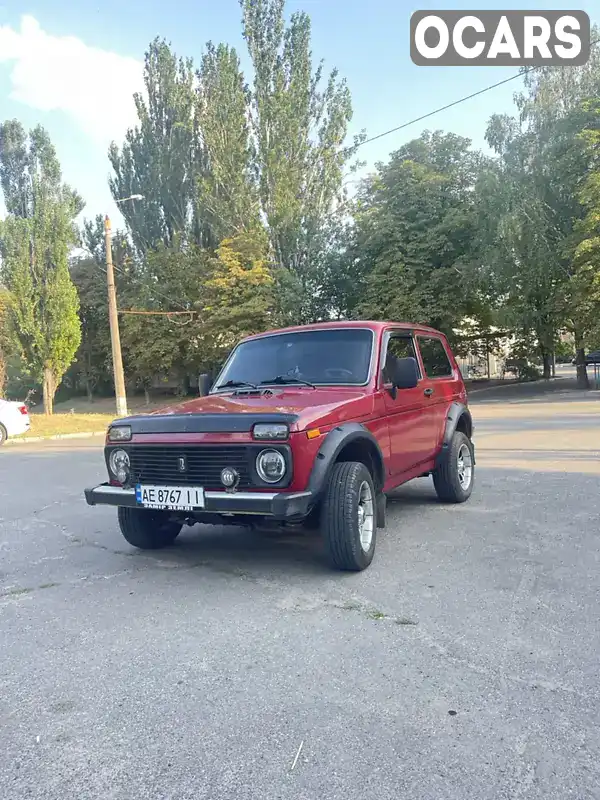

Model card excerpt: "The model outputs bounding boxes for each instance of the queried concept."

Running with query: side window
[418,337,453,378]
[382,335,420,384]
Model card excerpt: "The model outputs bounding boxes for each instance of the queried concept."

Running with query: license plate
[135,485,205,511]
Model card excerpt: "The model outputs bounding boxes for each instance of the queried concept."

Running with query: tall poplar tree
[241,0,356,323]
[0,121,83,414]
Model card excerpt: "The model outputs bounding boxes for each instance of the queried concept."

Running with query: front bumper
[84,483,313,521]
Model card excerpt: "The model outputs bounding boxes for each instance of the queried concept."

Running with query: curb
[467,377,567,395]
[468,383,519,394]
[5,430,107,446]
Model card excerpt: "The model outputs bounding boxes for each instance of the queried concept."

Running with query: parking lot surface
[1,380,599,800]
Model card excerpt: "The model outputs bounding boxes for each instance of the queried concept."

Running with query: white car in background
[0,399,30,445]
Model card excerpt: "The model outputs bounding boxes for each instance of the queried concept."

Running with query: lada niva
[85,321,475,571]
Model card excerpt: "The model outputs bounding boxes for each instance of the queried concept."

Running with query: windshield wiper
[214,380,258,391]
[259,376,316,389]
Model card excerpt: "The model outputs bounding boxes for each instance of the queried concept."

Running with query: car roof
[242,320,443,341]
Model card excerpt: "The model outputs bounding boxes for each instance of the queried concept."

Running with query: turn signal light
[306,428,321,440]
[18,405,28,415]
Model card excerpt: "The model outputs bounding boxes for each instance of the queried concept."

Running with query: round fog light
[109,448,130,484]
[256,449,286,483]
[221,467,240,489]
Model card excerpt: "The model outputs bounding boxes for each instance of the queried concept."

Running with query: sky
[0,0,597,228]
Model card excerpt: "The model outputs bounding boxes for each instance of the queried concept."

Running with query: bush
[518,362,541,381]
[502,357,541,381]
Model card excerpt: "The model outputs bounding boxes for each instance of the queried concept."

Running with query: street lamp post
[105,194,144,418]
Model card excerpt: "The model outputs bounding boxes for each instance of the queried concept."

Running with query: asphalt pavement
[1,379,600,800]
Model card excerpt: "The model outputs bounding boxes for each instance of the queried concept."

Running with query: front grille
[127,445,252,489]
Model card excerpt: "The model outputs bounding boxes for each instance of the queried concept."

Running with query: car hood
[133,387,375,432]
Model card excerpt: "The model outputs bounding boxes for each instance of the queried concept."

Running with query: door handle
[423,388,434,397]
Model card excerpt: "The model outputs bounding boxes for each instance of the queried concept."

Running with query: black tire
[321,461,377,572]
[433,431,474,503]
[0,424,6,446]
[117,507,182,550]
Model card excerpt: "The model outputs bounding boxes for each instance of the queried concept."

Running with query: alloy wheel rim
[357,480,374,552]
[457,443,473,490]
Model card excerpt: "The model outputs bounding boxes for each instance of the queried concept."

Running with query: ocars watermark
[410,10,590,66]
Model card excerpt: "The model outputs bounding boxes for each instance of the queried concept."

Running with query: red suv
[85,321,475,571]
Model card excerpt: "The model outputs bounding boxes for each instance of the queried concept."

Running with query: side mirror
[198,373,212,397]
[391,357,419,390]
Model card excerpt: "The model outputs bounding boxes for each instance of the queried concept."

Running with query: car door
[381,330,437,478]
[415,335,456,458]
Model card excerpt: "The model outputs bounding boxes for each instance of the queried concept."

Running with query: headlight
[108,425,132,442]
[253,423,289,440]
[108,449,130,483]
[256,449,286,483]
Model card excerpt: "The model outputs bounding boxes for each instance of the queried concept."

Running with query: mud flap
[376,493,387,529]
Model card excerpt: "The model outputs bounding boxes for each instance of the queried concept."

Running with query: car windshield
[213,329,373,390]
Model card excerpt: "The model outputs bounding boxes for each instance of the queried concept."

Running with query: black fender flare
[436,402,474,466]
[306,423,386,502]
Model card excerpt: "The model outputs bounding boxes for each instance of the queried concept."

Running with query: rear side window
[418,337,453,378]
[382,335,420,383]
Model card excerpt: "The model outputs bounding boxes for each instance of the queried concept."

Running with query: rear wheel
[0,424,6,446]
[117,507,182,550]
[433,431,474,503]
[321,461,376,571]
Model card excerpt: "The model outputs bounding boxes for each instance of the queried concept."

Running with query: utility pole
[105,215,128,418]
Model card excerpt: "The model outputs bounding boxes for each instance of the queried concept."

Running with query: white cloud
[0,15,143,146]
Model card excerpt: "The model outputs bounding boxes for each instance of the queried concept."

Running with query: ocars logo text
[410,10,590,66]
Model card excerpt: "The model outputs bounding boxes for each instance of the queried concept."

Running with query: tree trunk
[574,330,589,390]
[144,388,150,405]
[86,379,93,403]
[542,351,552,380]
[43,367,55,415]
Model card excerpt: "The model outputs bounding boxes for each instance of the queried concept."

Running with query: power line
[95,260,190,313]
[78,243,191,313]
[118,308,197,326]
[111,261,190,311]
[118,309,194,316]
[347,40,600,153]
[348,71,535,152]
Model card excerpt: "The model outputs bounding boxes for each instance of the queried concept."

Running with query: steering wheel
[324,368,354,380]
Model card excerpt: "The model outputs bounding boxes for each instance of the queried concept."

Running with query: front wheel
[0,424,6,446]
[321,461,376,571]
[433,431,474,503]
[117,507,182,550]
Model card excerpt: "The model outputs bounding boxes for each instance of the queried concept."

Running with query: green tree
[241,0,357,323]
[119,242,212,397]
[0,287,13,396]
[351,131,484,335]
[110,4,358,328]
[573,100,600,278]
[68,214,123,402]
[475,132,564,380]
[109,39,203,253]
[69,255,111,401]
[0,121,83,413]
[478,39,600,385]
[203,228,274,362]
[196,42,259,243]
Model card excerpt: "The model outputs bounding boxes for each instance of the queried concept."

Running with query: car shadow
[134,481,441,576]
[386,479,441,506]
[143,522,332,577]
